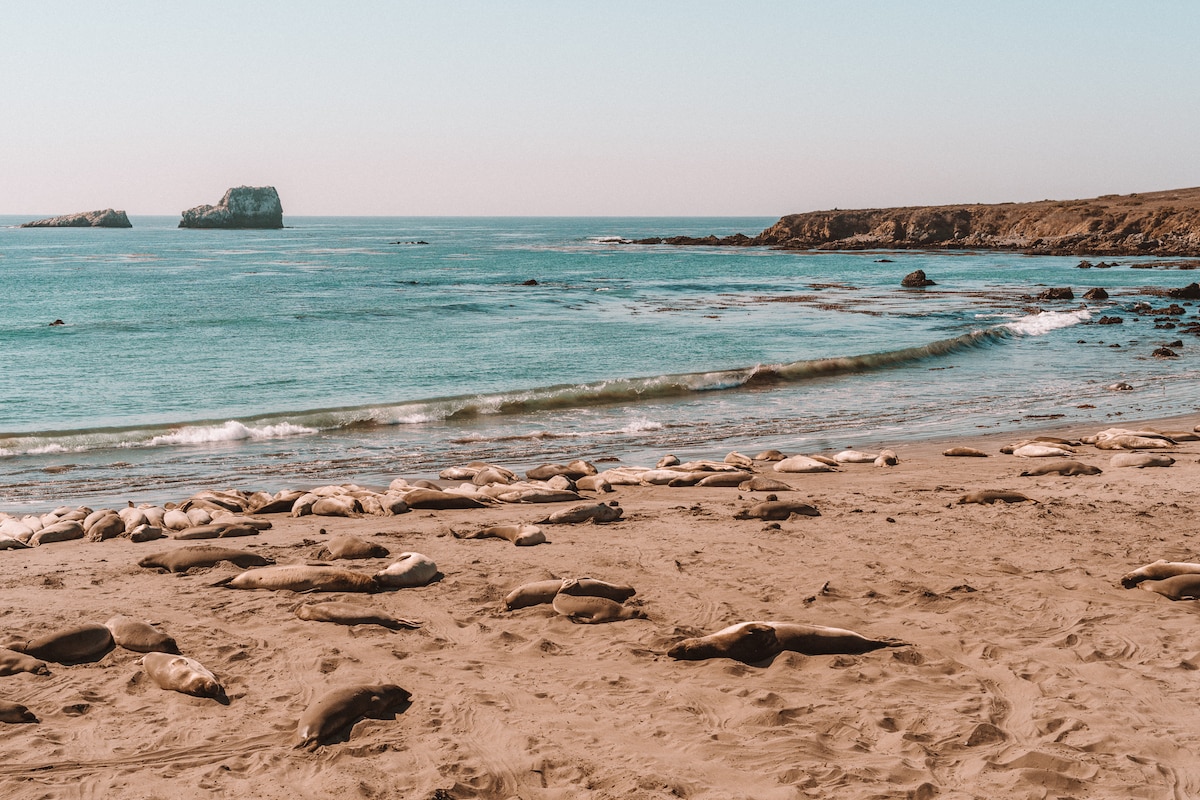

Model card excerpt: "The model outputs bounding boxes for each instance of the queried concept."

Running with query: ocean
[2,215,1197,512]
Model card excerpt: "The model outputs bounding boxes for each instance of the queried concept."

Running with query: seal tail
[210,575,237,588]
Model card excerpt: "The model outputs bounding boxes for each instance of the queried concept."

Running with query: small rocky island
[634,187,1200,257]
[179,186,283,229]
[21,209,132,228]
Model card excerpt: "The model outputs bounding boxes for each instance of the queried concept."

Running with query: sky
[3,1,1198,217]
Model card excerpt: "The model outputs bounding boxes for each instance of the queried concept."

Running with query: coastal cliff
[21,209,132,228]
[179,186,283,229]
[638,188,1200,256]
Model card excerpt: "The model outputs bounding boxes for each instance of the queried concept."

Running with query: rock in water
[179,186,283,229]
[21,209,132,228]
[900,269,936,287]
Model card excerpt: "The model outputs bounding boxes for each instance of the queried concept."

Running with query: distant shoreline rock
[21,209,132,228]
[179,186,283,229]
[631,187,1200,257]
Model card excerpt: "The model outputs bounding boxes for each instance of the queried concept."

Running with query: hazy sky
[3,1,1198,216]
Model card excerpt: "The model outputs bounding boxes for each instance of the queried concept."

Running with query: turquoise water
[2,215,1198,510]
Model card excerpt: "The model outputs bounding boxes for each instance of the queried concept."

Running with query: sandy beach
[2,414,1200,800]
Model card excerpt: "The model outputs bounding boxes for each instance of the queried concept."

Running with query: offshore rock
[179,186,283,229]
[900,269,936,287]
[21,209,131,228]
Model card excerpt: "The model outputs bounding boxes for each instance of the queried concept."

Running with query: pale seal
[0,647,50,676]
[452,524,546,546]
[695,471,755,487]
[295,683,411,749]
[773,455,836,473]
[737,476,794,492]
[551,593,646,623]
[0,699,38,724]
[9,623,114,664]
[220,565,380,593]
[833,450,877,464]
[956,490,1037,505]
[667,621,903,664]
[1019,460,1103,476]
[313,535,390,560]
[138,545,274,573]
[294,602,421,629]
[503,577,636,609]
[1121,560,1200,588]
[141,652,225,700]
[1012,444,1075,458]
[105,615,180,654]
[537,502,622,524]
[1137,574,1200,601]
[1110,452,1174,468]
[373,552,438,588]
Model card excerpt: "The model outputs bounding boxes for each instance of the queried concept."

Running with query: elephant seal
[956,490,1037,505]
[1012,444,1075,458]
[1121,560,1200,588]
[401,488,486,510]
[105,615,180,654]
[295,683,411,749]
[9,623,114,664]
[754,449,787,461]
[1111,452,1175,468]
[737,476,793,492]
[1137,574,1200,601]
[874,449,899,467]
[221,565,380,593]
[141,652,225,700]
[313,535,390,560]
[734,498,820,520]
[172,522,259,540]
[833,450,878,464]
[0,648,50,676]
[0,700,38,724]
[139,545,274,573]
[694,471,754,488]
[373,552,438,588]
[943,447,989,457]
[1019,460,1103,477]
[551,593,646,623]
[537,502,622,524]
[294,602,421,629]
[29,520,85,546]
[503,577,636,609]
[668,621,902,664]
[773,455,836,473]
[452,524,546,546]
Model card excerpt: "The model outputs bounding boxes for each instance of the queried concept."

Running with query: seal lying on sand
[956,490,1038,505]
[537,502,622,524]
[141,652,225,700]
[0,699,38,724]
[1019,460,1102,476]
[504,577,637,610]
[373,553,438,588]
[294,602,421,629]
[551,593,646,623]
[313,535,390,560]
[734,498,820,520]
[0,648,50,676]
[452,524,546,546]
[1121,560,1200,588]
[667,621,903,664]
[8,623,114,664]
[943,447,989,457]
[138,545,273,573]
[219,565,380,593]
[295,683,412,749]
[1136,575,1200,601]
[105,615,180,654]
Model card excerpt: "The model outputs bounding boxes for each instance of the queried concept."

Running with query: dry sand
[2,416,1200,799]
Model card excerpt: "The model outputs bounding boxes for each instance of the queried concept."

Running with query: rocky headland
[179,186,283,229]
[20,209,132,228]
[635,187,1200,256]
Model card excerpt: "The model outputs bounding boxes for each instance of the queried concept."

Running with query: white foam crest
[622,417,663,434]
[148,420,317,446]
[1002,309,1091,336]
[26,444,75,455]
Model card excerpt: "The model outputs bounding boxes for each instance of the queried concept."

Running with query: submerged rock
[179,186,283,229]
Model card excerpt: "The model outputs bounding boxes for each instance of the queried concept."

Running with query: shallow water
[1,215,1197,510]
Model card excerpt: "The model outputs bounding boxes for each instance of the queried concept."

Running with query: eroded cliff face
[754,188,1200,256]
[179,186,283,229]
[21,209,132,228]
